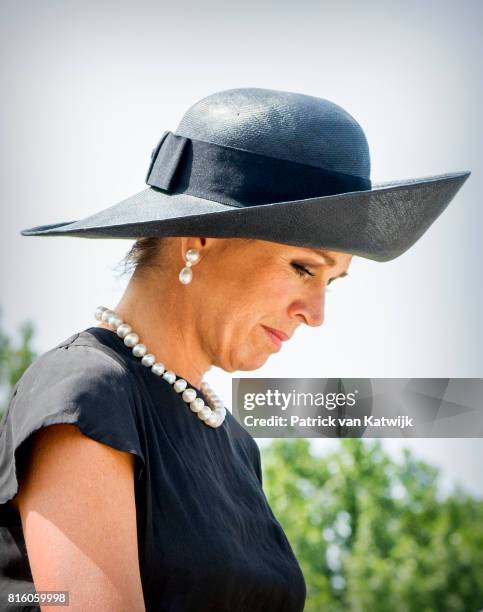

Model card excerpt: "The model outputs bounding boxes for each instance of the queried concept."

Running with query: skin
[98,236,353,388]
[12,236,352,610]
[11,425,145,611]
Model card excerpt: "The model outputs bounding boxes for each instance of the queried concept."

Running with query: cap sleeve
[0,342,145,518]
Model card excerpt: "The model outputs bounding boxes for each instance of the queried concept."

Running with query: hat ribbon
[145,131,371,208]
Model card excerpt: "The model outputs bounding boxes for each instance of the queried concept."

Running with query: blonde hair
[119,237,167,276]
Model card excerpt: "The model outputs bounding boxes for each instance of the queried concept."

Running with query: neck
[98,270,212,389]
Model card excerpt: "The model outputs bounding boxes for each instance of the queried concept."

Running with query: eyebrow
[309,249,337,266]
[308,249,349,280]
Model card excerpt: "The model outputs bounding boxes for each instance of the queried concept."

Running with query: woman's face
[191,238,353,372]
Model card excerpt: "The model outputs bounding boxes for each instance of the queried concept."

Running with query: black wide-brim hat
[21,88,471,262]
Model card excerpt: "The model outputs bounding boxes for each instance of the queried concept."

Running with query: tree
[261,438,483,612]
[0,309,37,419]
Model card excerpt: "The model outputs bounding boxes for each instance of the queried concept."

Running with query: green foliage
[261,438,483,612]
[0,309,37,418]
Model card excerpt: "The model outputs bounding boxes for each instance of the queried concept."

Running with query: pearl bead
[95,306,108,321]
[185,249,200,264]
[198,407,212,421]
[189,397,205,412]
[214,412,226,427]
[182,388,197,403]
[116,324,132,338]
[163,371,176,384]
[179,267,192,284]
[212,399,224,410]
[108,315,123,330]
[141,354,156,367]
[206,413,219,427]
[151,362,166,376]
[173,379,188,393]
[124,333,139,348]
[101,309,114,323]
[132,343,147,358]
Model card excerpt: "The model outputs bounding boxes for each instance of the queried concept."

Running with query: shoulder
[5,328,140,440]
[11,329,135,408]
[21,329,130,380]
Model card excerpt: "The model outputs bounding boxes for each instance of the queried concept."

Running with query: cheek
[244,270,294,306]
[207,279,295,370]
[214,308,266,354]
[205,267,295,342]
[255,279,295,318]
[231,287,292,343]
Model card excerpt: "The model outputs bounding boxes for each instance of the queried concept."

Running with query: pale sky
[1,0,482,497]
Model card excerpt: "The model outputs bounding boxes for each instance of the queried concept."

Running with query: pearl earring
[179,248,200,285]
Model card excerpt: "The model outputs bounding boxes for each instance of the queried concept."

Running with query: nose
[288,287,326,327]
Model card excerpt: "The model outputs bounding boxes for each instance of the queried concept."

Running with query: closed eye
[291,262,315,277]
[292,263,349,286]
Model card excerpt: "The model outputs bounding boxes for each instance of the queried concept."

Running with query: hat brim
[20,171,470,262]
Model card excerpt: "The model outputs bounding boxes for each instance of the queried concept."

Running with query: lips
[262,325,290,350]
[263,326,289,342]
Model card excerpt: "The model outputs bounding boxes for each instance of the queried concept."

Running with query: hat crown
[176,87,371,179]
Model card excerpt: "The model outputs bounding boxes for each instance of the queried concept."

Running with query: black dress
[0,327,306,611]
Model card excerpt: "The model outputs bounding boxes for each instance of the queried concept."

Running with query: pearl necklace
[94,306,226,428]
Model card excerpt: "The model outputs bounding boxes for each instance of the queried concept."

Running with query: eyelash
[292,263,315,277]
[291,262,333,291]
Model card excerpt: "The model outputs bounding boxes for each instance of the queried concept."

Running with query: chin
[234,352,271,372]
[217,341,273,373]
[217,354,269,373]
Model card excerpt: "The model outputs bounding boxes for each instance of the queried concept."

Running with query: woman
[0,87,470,611]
